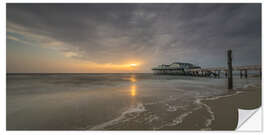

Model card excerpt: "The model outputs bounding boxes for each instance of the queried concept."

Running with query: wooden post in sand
[227,50,233,90]
[260,69,262,79]
[244,69,248,79]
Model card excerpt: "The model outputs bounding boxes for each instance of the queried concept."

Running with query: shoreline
[91,83,262,130]
[180,83,261,130]
[160,83,261,130]
[203,84,261,130]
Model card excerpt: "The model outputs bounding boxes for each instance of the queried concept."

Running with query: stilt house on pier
[152,62,201,75]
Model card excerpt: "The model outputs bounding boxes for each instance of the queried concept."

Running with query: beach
[161,83,261,130]
[7,73,261,130]
[104,81,261,130]
[202,84,261,130]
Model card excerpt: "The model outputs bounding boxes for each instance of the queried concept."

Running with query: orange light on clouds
[68,60,143,73]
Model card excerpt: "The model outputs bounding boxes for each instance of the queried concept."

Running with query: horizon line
[7,72,152,74]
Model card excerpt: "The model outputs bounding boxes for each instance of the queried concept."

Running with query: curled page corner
[236,107,261,131]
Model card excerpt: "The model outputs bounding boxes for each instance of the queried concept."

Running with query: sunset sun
[130,64,137,67]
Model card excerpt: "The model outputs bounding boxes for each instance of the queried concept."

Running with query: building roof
[152,62,200,70]
[172,62,193,65]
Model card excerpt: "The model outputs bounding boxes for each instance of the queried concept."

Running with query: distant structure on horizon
[152,62,201,75]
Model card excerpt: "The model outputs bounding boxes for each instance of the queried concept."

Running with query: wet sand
[165,83,261,130]
[104,83,261,131]
[7,74,261,130]
[205,85,261,130]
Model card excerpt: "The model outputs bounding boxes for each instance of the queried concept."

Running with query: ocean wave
[203,91,243,101]
[90,103,146,130]
[155,97,216,130]
[165,110,194,127]
[143,112,160,124]
[194,82,260,129]
[165,104,178,112]
[193,83,259,129]
[156,105,201,129]
[243,83,260,89]
[194,98,215,129]
[165,104,188,112]
[144,95,180,106]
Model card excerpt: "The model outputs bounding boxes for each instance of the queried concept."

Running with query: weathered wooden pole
[260,69,262,79]
[244,69,248,79]
[227,50,233,89]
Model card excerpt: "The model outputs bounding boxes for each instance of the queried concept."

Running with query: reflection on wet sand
[130,75,136,82]
[130,85,136,97]
[129,75,137,97]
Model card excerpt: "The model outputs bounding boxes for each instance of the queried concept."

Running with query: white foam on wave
[195,98,215,129]
[243,83,259,89]
[166,104,178,112]
[144,112,160,124]
[154,80,260,130]
[204,91,243,101]
[166,110,194,126]
[196,82,260,129]
[90,103,146,130]
[156,105,202,129]
[145,95,180,106]
[165,104,188,112]
[194,90,245,129]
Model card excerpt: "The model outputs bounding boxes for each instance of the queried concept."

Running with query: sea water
[6,73,260,130]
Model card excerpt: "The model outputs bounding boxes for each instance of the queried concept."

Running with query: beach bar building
[152,62,201,75]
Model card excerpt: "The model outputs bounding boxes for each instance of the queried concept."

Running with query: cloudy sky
[7,3,261,73]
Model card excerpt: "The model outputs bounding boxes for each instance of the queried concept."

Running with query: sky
[6,3,261,73]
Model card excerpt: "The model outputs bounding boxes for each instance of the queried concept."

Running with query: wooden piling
[227,50,233,89]
[244,69,248,79]
[260,69,262,79]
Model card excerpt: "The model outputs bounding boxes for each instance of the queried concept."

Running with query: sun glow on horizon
[55,59,143,73]
[130,64,137,67]
[70,60,142,73]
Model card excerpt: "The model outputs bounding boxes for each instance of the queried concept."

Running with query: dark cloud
[7,3,261,72]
